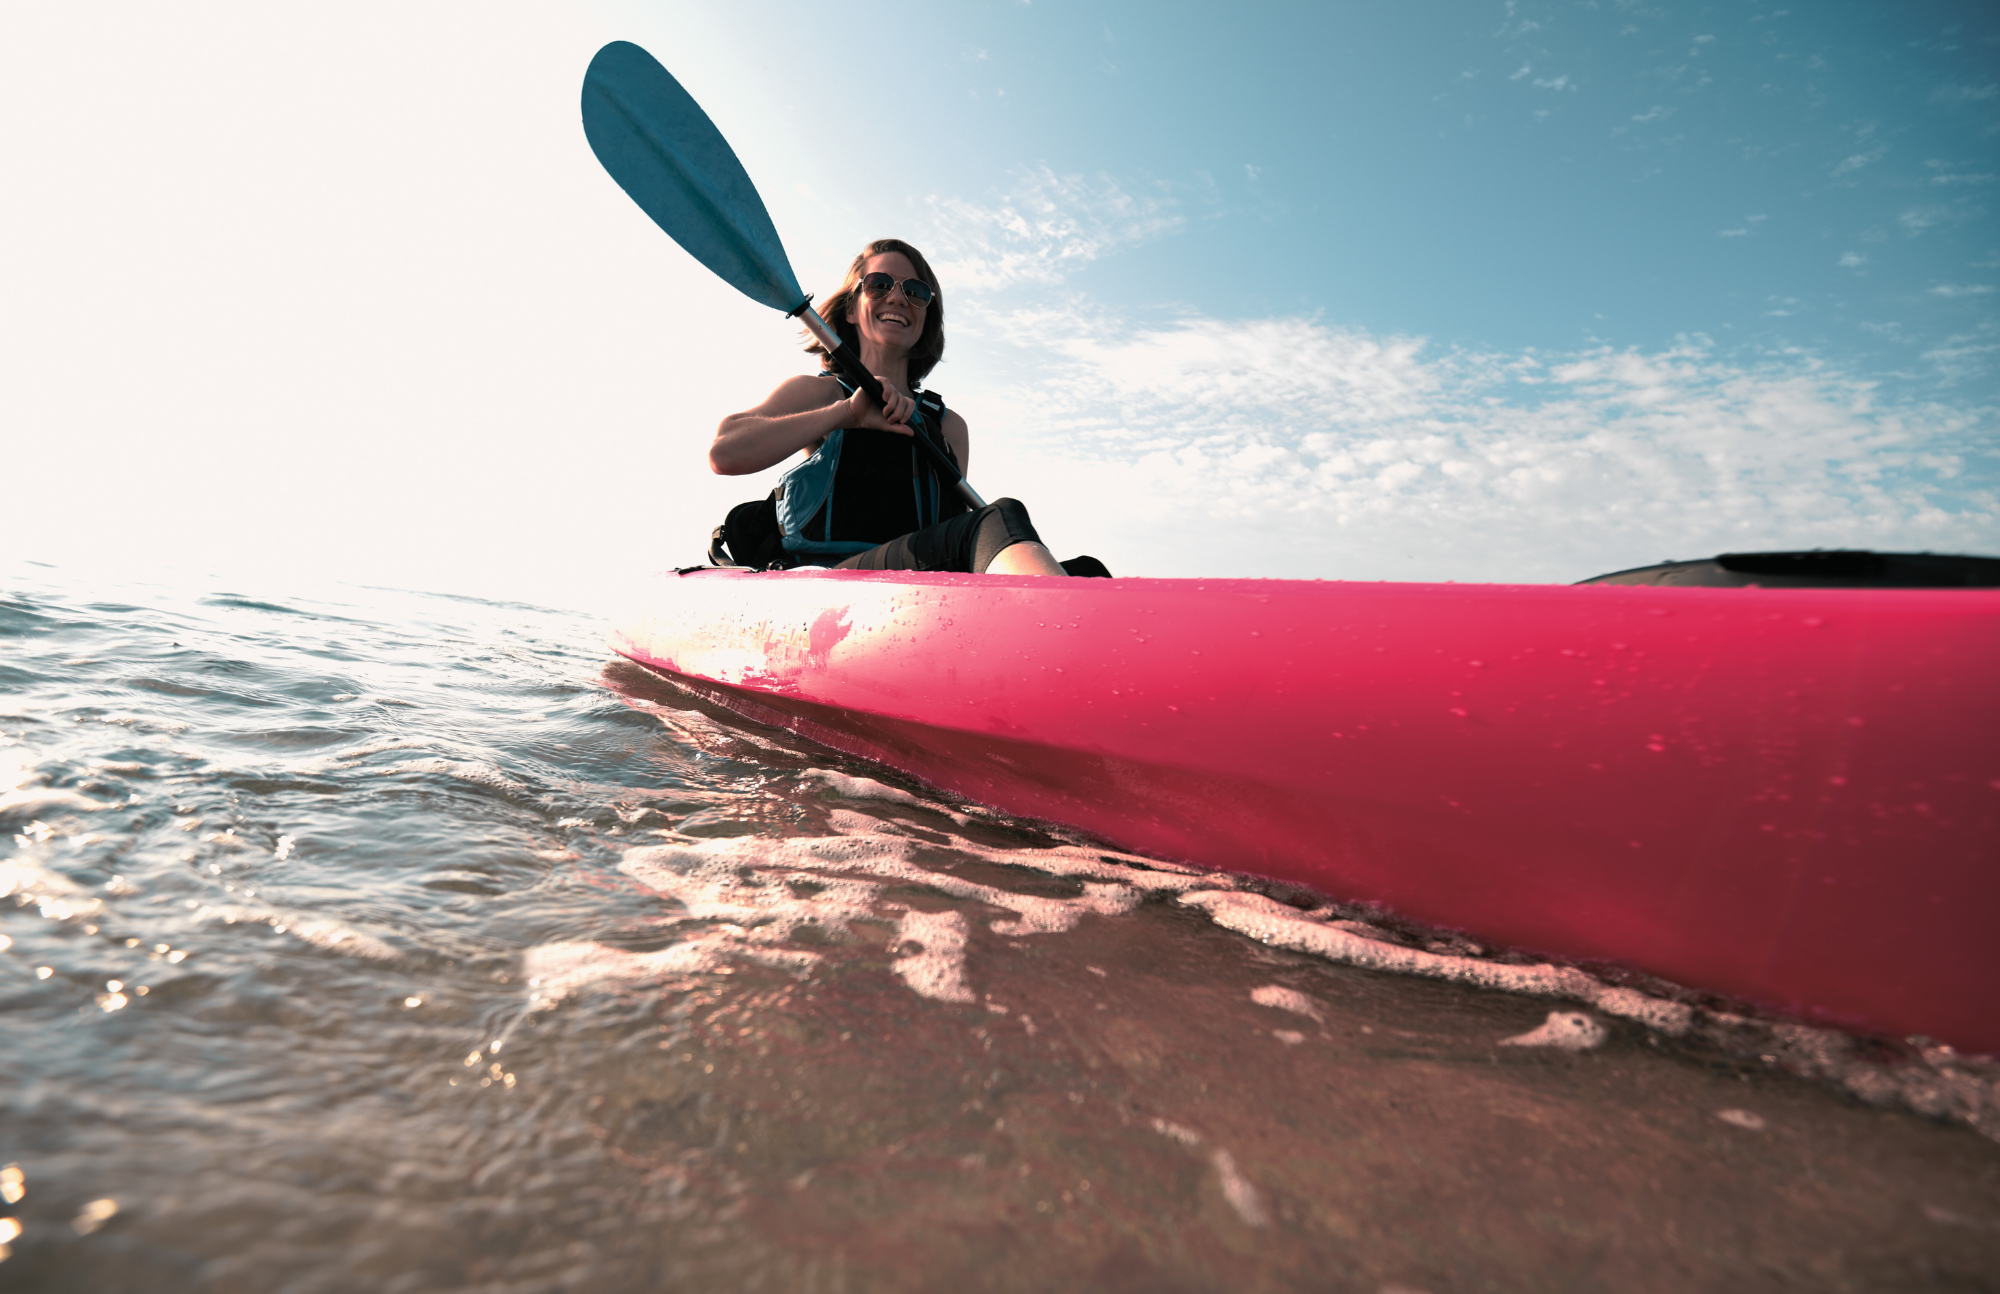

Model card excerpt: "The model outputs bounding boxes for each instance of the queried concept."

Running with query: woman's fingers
[846,378,915,432]
[880,379,912,423]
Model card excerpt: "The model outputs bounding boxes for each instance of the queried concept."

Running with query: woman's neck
[855,337,913,394]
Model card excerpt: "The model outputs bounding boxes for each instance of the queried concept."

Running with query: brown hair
[804,238,946,385]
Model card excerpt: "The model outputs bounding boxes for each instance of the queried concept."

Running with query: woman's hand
[846,378,916,435]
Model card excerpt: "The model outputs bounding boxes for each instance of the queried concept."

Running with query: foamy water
[2,561,1996,1291]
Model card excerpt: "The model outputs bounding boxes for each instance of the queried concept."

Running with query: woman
[710,238,1094,576]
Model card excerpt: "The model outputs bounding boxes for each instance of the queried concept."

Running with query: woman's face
[846,251,928,354]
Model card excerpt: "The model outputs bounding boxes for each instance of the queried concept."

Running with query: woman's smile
[854,253,925,344]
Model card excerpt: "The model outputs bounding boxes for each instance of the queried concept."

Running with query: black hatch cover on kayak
[1577,550,2000,588]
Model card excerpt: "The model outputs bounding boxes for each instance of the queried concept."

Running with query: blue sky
[3,1,1994,604]
[922,0,2000,369]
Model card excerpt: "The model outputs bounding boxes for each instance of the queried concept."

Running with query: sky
[3,0,1995,609]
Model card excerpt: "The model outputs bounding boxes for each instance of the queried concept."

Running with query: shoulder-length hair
[804,238,946,386]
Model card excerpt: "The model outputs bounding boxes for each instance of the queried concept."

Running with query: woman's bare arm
[942,409,970,476]
[709,375,918,476]
[708,376,844,476]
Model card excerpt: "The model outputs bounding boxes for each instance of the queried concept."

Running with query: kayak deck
[610,567,2000,1054]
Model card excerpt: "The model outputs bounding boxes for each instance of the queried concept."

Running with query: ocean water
[2,560,1997,1293]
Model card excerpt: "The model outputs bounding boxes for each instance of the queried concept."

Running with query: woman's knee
[971,498,1042,572]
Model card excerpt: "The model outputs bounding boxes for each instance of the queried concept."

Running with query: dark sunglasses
[857,272,934,307]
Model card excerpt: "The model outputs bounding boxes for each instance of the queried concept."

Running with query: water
[3,561,1997,1293]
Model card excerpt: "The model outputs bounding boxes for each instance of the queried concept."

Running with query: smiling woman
[708,239,1104,578]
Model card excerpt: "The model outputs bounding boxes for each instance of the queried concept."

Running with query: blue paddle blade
[582,41,807,315]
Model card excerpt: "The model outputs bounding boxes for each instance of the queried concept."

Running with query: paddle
[581,40,986,509]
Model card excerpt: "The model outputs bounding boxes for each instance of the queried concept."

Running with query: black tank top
[807,380,968,546]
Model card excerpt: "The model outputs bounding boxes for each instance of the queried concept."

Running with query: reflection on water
[1,562,1996,1292]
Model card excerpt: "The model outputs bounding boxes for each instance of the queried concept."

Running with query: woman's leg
[985,541,1065,576]
[835,498,1057,574]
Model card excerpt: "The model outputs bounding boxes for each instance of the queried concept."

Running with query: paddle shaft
[796,307,987,511]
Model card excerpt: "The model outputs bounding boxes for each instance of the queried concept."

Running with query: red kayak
[610,565,2000,1054]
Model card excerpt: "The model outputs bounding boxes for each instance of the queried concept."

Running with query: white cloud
[1830,146,1887,178]
[1931,82,1998,104]
[901,156,1998,583]
[918,166,1182,291]
[1630,105,1675,123]
[1532,74,1571,91]
[955,312,1999,581]
[1930,284,1995,297]
[1839,251,1867,268]
[1898,200,1993,239]
[1923,338,2000,384]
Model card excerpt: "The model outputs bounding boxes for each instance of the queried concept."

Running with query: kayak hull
[610,568,2000,1054]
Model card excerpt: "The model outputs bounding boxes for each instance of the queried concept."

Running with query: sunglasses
[857,272,934,307]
